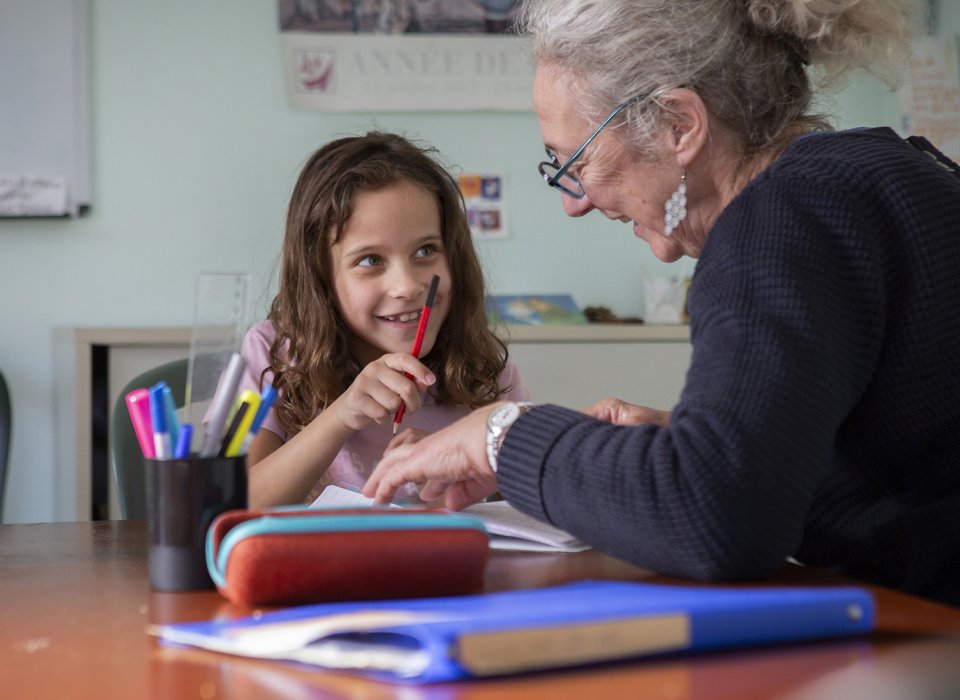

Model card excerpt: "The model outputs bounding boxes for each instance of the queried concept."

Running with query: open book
[153,580,875,683]
[311,485,589,553]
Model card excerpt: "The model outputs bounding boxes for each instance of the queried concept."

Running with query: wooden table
[3,520,959,699]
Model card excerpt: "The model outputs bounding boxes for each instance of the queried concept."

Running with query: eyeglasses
[537,94,648,199]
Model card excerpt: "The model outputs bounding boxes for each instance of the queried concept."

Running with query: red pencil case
[206,507,490,607]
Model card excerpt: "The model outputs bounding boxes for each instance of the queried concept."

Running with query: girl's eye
[415,243,440,258]
[356,254,382,267]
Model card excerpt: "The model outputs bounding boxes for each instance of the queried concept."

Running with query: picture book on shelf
[485,294,588,325]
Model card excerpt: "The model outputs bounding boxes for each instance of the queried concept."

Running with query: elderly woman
[366,0,960,606]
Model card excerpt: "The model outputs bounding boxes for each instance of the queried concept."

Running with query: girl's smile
[378,309,425,325]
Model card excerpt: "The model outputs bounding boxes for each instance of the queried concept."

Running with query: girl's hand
[385,427,431,453]
[583,397,671,428]
[331,353,435,433]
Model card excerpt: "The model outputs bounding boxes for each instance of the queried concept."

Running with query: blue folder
[154,580,874,683]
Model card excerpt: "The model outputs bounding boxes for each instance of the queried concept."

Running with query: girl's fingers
[379,353,436,388]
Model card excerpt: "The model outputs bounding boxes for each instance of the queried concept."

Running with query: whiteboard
[0,0,90,217]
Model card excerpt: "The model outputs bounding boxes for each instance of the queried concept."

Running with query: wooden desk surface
[3,520,959,699]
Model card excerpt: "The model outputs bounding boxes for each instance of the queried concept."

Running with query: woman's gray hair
[517,0,915,156]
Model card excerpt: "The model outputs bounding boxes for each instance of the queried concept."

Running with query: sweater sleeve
[497,172,887,581]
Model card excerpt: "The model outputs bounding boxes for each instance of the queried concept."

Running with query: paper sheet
[0,175,68,216]
[311,485,589,553]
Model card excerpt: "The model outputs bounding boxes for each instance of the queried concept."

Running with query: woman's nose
[562,191,595,217]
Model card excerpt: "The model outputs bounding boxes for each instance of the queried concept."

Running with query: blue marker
[240,384,277,454]
[149,383,172,459]
[160,383,181,449]
[174,423,193,459]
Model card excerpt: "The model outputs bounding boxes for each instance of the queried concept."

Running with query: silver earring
[663,171,687,237]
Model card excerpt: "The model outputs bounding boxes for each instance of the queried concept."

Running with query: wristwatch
[485,402,535,472]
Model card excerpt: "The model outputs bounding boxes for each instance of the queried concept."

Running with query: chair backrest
[0,370,11,522]
[111,358,188,519]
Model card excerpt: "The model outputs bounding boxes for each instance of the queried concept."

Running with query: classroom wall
[1,1,954,524]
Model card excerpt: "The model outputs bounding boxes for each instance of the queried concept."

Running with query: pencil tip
[392,422,399,435]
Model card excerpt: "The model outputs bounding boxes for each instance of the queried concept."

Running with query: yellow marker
[224,390,261,457]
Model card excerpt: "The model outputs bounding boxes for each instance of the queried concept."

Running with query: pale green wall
[1,0,955,523]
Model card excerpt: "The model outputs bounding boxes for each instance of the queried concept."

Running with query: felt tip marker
[174,423,193,459]
[218,401,250,458]
[239,384,277,454]
[199,352,246,458]
[126,388,155,459]
[149,383,172,459]
[160,383,180,449]
[223,390,260,457]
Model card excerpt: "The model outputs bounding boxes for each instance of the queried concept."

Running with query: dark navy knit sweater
[498,128,960,607]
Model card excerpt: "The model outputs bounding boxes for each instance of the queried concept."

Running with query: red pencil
[393,275,440,434]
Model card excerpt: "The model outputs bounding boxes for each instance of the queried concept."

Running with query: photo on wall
[459,173,508,239]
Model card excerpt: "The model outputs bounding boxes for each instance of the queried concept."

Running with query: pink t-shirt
[239,320,530,503]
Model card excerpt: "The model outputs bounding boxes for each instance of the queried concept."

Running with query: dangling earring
[663,171,687,237]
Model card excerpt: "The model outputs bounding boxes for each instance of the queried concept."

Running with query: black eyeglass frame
[537,94,649,199]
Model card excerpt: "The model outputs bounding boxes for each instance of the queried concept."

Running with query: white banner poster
[278,1,532,112]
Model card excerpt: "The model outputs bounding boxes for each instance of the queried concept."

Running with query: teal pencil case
[206,507,490,607]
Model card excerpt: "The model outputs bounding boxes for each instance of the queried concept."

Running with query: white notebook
[311,485,589,553]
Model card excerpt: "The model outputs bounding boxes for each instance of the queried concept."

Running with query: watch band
[485,402,535,473]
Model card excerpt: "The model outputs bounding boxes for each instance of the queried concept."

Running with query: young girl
[240,132,529,508]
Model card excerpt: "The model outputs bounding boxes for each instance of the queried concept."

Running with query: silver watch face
[490,403,521,428]
[487,403,523,472]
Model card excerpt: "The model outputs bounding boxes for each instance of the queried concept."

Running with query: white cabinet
[503,325,690,410]
[55,328,191,521]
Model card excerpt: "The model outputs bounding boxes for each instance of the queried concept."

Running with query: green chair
[0,370,11,522]
[111,358,188,519]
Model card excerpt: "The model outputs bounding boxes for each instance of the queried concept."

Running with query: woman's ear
[659,88,708,168]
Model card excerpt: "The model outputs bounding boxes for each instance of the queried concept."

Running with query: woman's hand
[364,405,500,511]
[331,353,435,433]
[583,397,671,428]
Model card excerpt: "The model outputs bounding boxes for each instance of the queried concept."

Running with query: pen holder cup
[146,455,248,592]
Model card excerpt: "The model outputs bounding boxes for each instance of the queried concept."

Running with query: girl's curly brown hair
[265,132,510,435]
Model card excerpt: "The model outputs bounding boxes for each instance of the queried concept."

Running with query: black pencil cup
[146,455,247,591]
